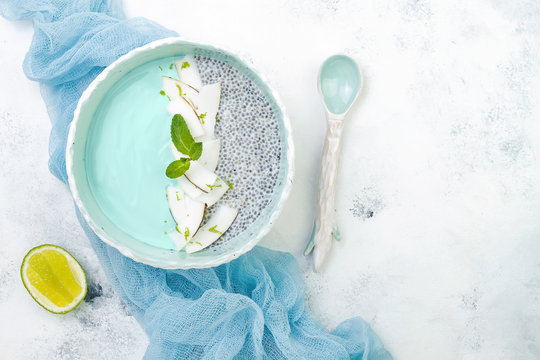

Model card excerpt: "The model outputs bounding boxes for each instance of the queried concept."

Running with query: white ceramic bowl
[66,37,294,269]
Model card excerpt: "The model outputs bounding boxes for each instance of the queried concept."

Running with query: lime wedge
[21,244,87,314]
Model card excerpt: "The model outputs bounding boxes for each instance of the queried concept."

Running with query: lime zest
[208,225,222,235]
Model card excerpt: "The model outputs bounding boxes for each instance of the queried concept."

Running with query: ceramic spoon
[304,55,362,271]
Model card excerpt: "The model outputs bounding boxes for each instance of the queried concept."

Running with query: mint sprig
[166,114,203,178]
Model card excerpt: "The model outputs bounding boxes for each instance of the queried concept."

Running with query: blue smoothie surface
[85,57,182,249]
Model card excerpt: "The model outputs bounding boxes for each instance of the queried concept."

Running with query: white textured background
[2,0,540,359]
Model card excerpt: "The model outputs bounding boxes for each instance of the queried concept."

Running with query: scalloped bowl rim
[66,37,294,269]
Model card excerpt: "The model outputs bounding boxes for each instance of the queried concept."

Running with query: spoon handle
[309,116,344,270]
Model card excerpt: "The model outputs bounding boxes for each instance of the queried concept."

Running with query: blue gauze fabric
[0,0,392,358]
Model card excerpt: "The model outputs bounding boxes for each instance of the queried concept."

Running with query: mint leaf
[170,114,203,159]
[166,158,190,178]
[190,142,203,160]
[171,114,196,156]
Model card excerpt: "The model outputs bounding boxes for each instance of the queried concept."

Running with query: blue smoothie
[85,57,181,249]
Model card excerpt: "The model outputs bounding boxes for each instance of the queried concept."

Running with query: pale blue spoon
[304,55,362,270]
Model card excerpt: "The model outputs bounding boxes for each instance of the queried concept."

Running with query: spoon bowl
[317,55,362,116]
